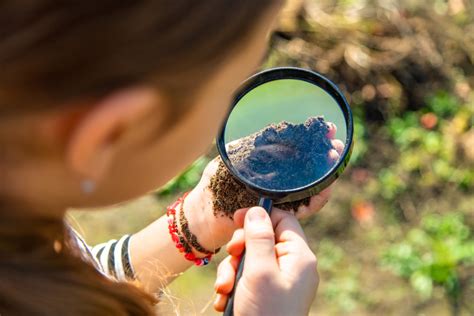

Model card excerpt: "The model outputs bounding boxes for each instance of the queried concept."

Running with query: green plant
[426,91,459,118]
[157,157,210,196]
[377,168,407,200]
[317,240,362,313]
[380,91,473,204]
[350,110,369,164]
[383,213,474,315]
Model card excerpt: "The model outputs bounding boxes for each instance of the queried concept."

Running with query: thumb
[243,207,278,275]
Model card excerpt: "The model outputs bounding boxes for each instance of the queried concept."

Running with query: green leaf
[410,271,433,299]
[157,157,210,196]
[426,91,459,117]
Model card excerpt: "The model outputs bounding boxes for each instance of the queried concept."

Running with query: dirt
[209,116,334,218]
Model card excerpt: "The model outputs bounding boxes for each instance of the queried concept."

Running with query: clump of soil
[209,116,334,218]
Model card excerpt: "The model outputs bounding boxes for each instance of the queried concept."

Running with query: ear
[66,87,161,182]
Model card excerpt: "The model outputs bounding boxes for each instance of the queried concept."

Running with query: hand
[183,121,344,253]
[213,207,318,316]
[282,121,344,219]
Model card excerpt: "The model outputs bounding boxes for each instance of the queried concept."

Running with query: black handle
[223,197,273,316]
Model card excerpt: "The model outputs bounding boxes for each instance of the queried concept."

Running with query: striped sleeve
[90,235,136,282]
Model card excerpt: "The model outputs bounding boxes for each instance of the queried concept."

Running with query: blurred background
[70,0,473,315]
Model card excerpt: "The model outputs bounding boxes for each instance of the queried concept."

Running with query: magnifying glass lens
[223,79,347,192]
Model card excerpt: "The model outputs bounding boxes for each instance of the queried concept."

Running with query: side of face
[57,7,280,208]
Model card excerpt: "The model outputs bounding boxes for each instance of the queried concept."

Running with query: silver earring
[81,179,96,194]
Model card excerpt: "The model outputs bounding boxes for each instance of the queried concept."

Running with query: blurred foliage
[317,240,363,313]
[157,157,210,197]
[268,0,474,314]
[379,91,474,201]
[350,108,369,163]
[383,213,474,315]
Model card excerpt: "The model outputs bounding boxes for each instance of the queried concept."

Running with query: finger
[214,293,228,312]
[215,255,240,294]
[331,139,345,155]
[243,207,278,274]
[233,208,248,228]
[236,206,289,230]
[269,208,307,245]
[275,241,291,257]
[296,187,331,219]
[226,228,245,257]
[326,122,337,139]
[327,149,340,163]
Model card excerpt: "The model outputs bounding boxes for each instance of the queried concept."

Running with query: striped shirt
[69,227,136,282]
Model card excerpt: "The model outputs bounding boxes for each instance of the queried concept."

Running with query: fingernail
[248,207,266,222]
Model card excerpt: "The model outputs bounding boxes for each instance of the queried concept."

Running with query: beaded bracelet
[179,193,220,255]
[166,194,213,266]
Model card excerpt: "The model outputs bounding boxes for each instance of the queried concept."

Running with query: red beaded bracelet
[166,193,213,266]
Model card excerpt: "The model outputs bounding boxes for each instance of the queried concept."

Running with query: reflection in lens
[223,78,348,192]
[227,116,337,191]
[224,79,347,143]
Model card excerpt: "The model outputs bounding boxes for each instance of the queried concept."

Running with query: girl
[0,1,343,315]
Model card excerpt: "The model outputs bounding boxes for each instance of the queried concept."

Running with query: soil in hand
[210,116,335,218]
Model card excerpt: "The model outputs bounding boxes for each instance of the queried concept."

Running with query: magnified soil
[209,116,335,218]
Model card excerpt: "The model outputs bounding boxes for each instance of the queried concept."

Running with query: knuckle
[217,256,230,273]
[303,252,318,271]
[298,253,319,287]
[216,264,224,277]
[248,229,274,241]
[247,269,274,285]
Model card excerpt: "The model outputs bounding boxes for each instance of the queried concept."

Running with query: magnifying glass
[218,67,353,316]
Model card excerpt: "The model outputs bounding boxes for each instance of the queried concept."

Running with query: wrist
[166,193,214,266]
[183,188,235,254]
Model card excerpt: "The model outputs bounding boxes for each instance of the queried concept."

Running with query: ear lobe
[66,87,159,182]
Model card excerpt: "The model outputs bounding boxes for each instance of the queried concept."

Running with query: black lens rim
[216,67,354,203]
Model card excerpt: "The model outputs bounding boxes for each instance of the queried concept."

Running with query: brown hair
[0,1,277,315]
[0,1,277,115]
[0,212,156,315]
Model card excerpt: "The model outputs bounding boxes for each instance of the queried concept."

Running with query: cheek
[193,93,233,140]
[169,96,231,163]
